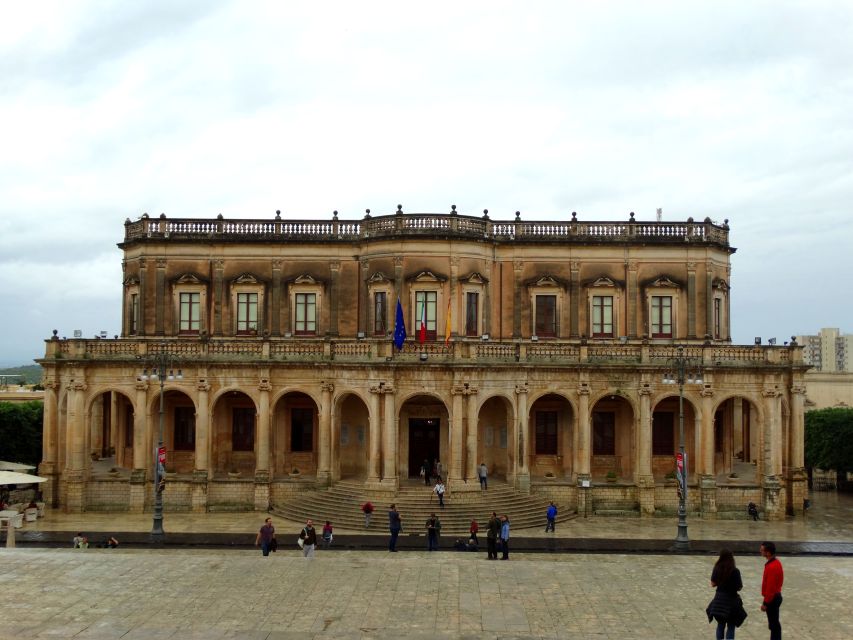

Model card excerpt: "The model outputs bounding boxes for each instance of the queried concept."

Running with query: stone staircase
[270,479,575,535]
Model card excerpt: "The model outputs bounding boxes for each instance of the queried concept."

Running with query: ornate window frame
[288,274,324,337]
[406,270,448,342]
[366,272,393,337]
[712,278,729,340]
[526,275,566,338]
[644,275,681,340]
[170,273,208,336]
[230,273,266,336]
[460,272,488,338]
[584,276,622,339]
[123,275,140,336]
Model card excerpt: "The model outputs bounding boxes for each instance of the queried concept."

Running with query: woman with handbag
[706,549,747,639]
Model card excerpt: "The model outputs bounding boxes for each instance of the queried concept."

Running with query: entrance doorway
[408,418,440,477]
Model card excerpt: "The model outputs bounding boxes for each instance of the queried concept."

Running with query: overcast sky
[1,0,851,366]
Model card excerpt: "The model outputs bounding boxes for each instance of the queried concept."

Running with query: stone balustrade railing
[123,212,730,247]
[46,336,799,367]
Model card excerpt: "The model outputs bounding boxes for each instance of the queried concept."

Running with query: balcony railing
[124,212,730,248]
[46,336,799,368]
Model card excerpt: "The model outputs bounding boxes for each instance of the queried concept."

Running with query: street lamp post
[139,346,182,543]
[663,345,703,550]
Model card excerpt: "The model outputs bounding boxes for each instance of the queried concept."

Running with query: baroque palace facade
[38,208,808,519]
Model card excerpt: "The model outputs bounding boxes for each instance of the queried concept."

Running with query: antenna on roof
[656,208,663,222]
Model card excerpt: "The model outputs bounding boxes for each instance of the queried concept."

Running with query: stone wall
[207,479,255,511]
[85,479,131,511]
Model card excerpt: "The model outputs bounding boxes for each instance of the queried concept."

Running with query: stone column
[253,379,273,509]
[465,384,479,481]
[514,383,530,492]
[192,381,210,513]
[637,384,655,516]
[65,382,87,513]
[367,385,382,482]
[687,261,697,339]
[512,261,523,338]
[705,270,714,338]
[39,382,60,506]
[109,392,119,454]
[762,388,783,520]
[788,384,807,516]
[699,388,717,518]
[129,381,148,513]
[450,385,465,483]
[575,383,591,516]
[381,385,398,487]
[316,381,333,486]
[90,396,104,460]
[213,259,224,336]
[155,257,166,335]
[570,261,580,337]
[359,259,369,335]
[271,260,282,336]
[329,261,340,337]
[627,261,639,338]
[137,258,147,336]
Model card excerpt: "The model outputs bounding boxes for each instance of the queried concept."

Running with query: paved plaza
[2,548,852,639]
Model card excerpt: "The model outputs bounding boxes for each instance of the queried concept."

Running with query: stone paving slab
[1,549,851,639]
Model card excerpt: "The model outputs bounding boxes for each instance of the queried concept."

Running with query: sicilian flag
[393,298,406,350]
[444,300,452,345]
[418,300,427,344]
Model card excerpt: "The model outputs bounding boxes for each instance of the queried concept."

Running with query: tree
[0,401,43,465]
[804,407,853,487]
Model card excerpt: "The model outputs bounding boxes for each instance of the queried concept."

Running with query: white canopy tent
[0,470,47,485]
[0,461,37,472]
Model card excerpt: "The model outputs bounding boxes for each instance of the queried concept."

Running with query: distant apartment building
[795,328,853,372]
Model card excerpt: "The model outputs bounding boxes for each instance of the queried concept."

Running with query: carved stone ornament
[406,269,448,283]
[123,275,140,286]
[459,272,488,285]
[233,273,261,285]
[526,275,567,289]
[367,271,392,284]
[712,278,730,292]
[173,273,207,285]
[197,381,211,393]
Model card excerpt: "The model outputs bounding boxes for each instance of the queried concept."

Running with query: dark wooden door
[408,418,439,477]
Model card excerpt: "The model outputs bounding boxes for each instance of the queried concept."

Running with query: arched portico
[212,390,257,476]
[145,390,196,474]
[590,393,636,481]
[528,393,574,479]
[87,389,136,469]
[334,392,371,480]
[712,395,762,483]
[477,395,513,480]
[650,394,699,481]
[272,391,319,478]
[398,393,450,479]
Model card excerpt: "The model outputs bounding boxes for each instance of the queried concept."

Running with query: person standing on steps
[434,478,446,509]
[760,541,784,640]
[361,500,374,528]
[299,519,317,558]
[486,511,500,560]
[388,504,402,552]
[425,512,441,551]
[421,459,430,485]
[545,502,557,532]
[255,517,275,556]
[321,520,334,549]
[469,519,479,545]
[500,514,510,560]
[478,462,488,490]
[435,459,444,482]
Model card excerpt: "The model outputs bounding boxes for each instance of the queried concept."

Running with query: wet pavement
[10,490,853,555]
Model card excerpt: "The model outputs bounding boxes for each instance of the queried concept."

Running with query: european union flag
[393,297,406,350]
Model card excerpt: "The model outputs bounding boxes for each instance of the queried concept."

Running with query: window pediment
[171,273,208,285]
[232,272,265,285]
[291,274,325,287]
[460,272,489,285]
[712,278,730,292]
[123,276,139,286]
[525,275,567,290]
[642,275,682,289]
[584,276,623,289]
[406,270,447,284]
[366,271,392,285]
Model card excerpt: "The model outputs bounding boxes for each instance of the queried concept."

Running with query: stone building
[38,208,808,519]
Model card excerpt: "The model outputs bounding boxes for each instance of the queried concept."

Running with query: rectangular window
[592,295,613,337]
[415,291,437,341]
[465,292,479,337]
[650,295,672,338]
[713,298,722,340]
[129,293,139,335]
[179,292,201,334]
[236,292,258,334]
[290,407,314,452]
[231,408,255,452]
[535,411,558,455]
[373,292,387,335]
[592,411,616,455]
[295,293,317,335]
[652,412,674,456]
[535,295,557,337]
[173,407,195,451]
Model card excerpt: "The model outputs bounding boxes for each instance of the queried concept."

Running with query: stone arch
[85,388,136,470]
[398,393,451,479]
[270,386,320,412]
[211,390,258,476]
[477,394,514,481]
[142,389,197,474]
[650,392,701,481]
[528,392,574,479]
[711,394,763,482]
[272,391,320,478]
[333,390,371,480]
[589,392,636,481]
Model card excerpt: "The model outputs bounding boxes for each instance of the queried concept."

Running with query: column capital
[515,382,529,395]
[369,382,393,394]
[762,388,781,399]
[513,260,524,272]
[72,382,87,392]
[329,260,341,272]
[462,383,478,396]
[638,385,653,397]
[699,387,714,398]
[320,381,335,394]
[135,380,148,392]
[197,381,211,393]
[258,380,272,392]
[44,381,60,391]
[156,257,167,269]
[577,383,591,396]
[790,385,807,396]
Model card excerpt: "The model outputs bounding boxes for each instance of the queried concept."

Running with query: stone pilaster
[316,381,333,486]
[192,470,209,513]
[271,260,282,336]
[450,385,465,483]
[464,383,479,481]
[382,386,397,487]
[194,380,210,479]
[328,260,340,337]
[570,261,580,337]
[627,261,638,338]
[367,384,382,482]
[762,473,784,521]
[699,474,717,518]
[512,260,523,338]
[514,382,529,492]
[155,257,166,335]
[637,384,655,516]
[687,261,697,339]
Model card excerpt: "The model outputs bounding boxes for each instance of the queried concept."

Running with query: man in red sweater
[760,541,784,640]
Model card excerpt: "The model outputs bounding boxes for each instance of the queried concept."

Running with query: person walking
[500,514,510,560]
[748,502,759,521]
[545,502,557,532]
[255,517,276,556]
[299,519,317,558]
[421,459,431,486]
[361,501,374,528]
[435,459,444,481]
[469,519,479,545]
[434,478,446,509]
[388,504,402,552]
[425,512,441,551]
[321,520,334,549]
[486,511,500,560]
[760,541,784,640]
[478,462,488,490]
[705,549,747,639]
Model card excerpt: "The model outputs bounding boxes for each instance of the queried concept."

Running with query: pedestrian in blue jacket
[545,502,557,532]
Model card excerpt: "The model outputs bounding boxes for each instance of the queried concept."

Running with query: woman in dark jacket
[706,549,747,639]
